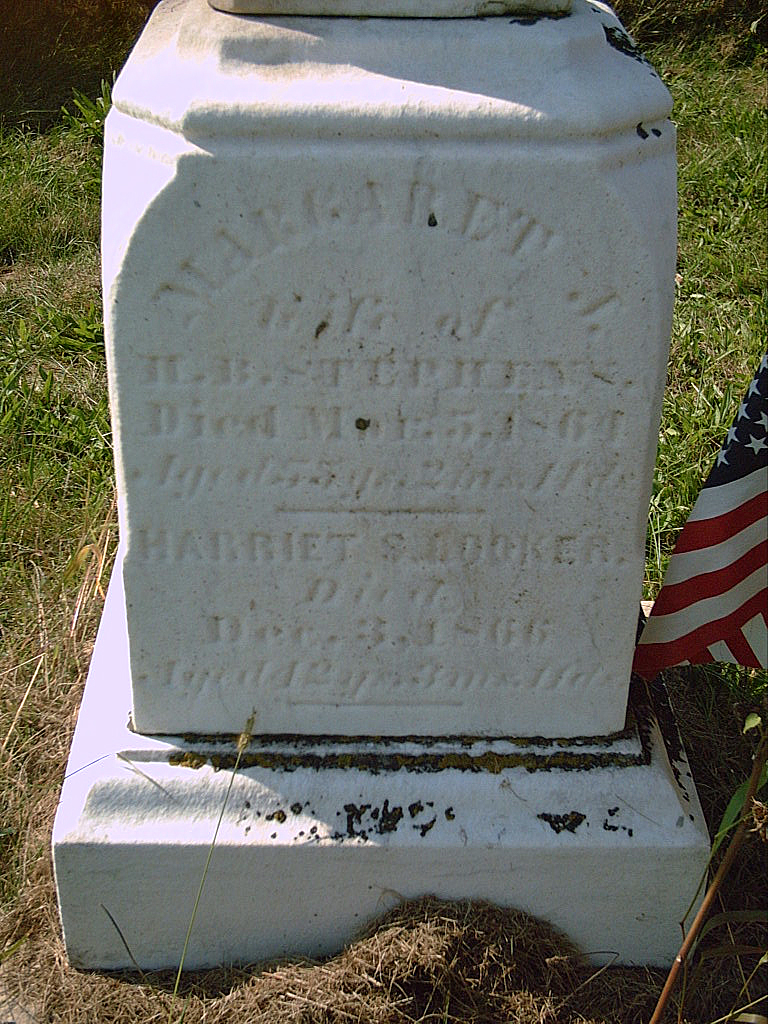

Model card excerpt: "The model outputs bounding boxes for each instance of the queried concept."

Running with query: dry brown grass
[1,540,766,1023]
[614,0,766,48]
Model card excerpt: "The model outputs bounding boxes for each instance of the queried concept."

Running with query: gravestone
[53,0,709,970]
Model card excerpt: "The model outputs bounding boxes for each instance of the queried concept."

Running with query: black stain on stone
[603,24,652,68]
[636,123,649,139]
[409,801,424,818]
[644,677,689,798]
[378,800,403,834]
[445,807,456,820]
[652,128,662,137]
[344,803,371,838]
[171,708,645,777]
[418,817,437,837]
[427,212,438,227]
[603,807,636,838]
[538,811,586,834]
[509,11,569,25]
[314,320,328,339]
[290,802,303,815]
[355,417,370,431]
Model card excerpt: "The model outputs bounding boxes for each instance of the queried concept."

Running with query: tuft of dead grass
[0,253,101,319]
[614,0,767,49]
[224,899,581,1023]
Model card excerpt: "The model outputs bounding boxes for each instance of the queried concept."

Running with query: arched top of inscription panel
[113,0,670,143]
[207,0,570,15]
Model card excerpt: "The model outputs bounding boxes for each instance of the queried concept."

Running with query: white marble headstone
[103,0,675,736]
[55,0,711,977]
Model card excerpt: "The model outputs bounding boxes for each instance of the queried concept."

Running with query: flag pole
[648,729,768,1024]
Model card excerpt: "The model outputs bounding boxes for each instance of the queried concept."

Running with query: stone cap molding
[114,0,669,143]
[207,0,571,16]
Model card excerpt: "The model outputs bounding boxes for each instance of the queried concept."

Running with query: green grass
[644,42,767,593]
[0,90,110,619]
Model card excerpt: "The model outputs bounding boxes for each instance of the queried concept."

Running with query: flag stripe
[661,516,767,585]
[633,589,767,677]
[725,630,759,667]
[652,539,767,616]
[640,566,766,642]
[675,489,767,553]
[633,358,767,680]
[688,467,767,522]
[742,612,768,665]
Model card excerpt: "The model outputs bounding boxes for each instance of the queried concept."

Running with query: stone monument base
[53,564,710,970]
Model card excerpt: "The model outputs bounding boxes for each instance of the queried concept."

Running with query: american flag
[633,354,768,679]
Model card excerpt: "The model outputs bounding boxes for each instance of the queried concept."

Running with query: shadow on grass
[0,0,159,131]
[1,0,764,132]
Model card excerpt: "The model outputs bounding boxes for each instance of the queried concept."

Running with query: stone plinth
[103,0,675,737]
[53,565,710,968]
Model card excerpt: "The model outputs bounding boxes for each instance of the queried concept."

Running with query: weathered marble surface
[103,0,675,736]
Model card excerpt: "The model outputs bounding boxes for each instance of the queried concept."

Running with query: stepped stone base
[53,566,709,970]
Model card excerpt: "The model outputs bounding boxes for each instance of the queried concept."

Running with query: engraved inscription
[117,155,657,734]
[132,524,629,569]
[138,446,632,504]
[144,354,607,393]
[136,352,621,398]
[135,349,633,482]
[151,180,558,330]
[159,657,607,706]
[202,605,548,653]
